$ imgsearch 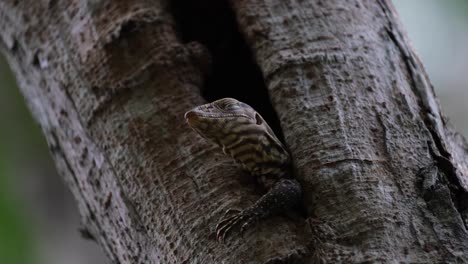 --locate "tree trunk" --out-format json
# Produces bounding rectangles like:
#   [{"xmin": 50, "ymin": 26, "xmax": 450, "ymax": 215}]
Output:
[{"xmin": 1, "ymin": 0, "xmax": 467, "ymax": 263}]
